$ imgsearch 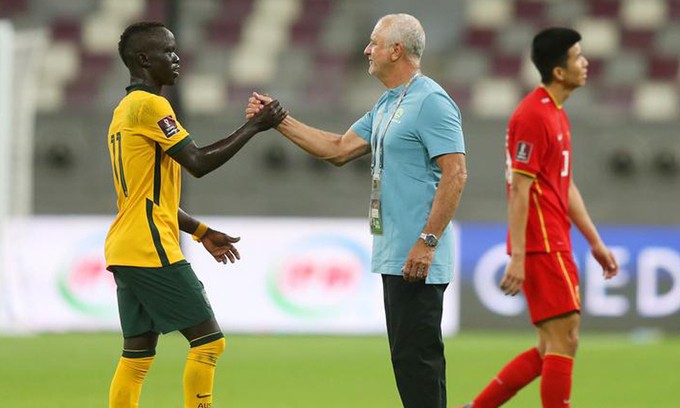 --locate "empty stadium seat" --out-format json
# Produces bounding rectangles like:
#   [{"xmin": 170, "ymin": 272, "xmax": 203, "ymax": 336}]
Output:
[
  {"xmin": 621, "ymin": 0, "xmax": 667, "ymax": 29},
  {"xmin": 0, "ymin": 0, "xmax": 28, "ymax": 18},
  {"xmin": 589, "ymin": 0, "xmax": 621, "ymax": 18},
  {"xmin": 3, "ymin": 0, "xmax": 679, "ymax": 121},
  {"xmin": 205, "ymin": 0, "xmax": 254, "ymax": 46}
]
